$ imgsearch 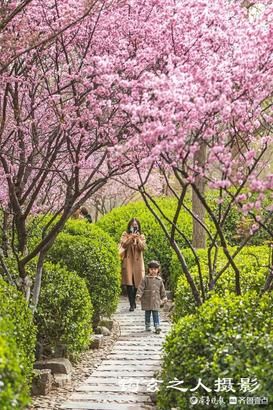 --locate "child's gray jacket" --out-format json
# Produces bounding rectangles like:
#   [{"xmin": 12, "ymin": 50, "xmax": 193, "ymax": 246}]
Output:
[{"xmin": 136, "ymin": 275, "xmax": 166, "ymax": 311}]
